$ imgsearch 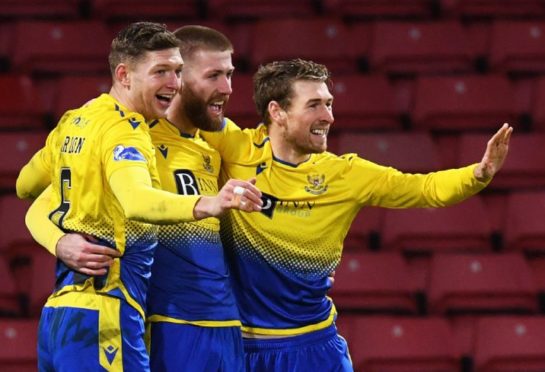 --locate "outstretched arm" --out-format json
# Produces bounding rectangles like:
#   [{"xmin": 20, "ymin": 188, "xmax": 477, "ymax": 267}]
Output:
[{"xmin": 473, "ymin": 123, "xmax": 513, "ymax": 182}]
